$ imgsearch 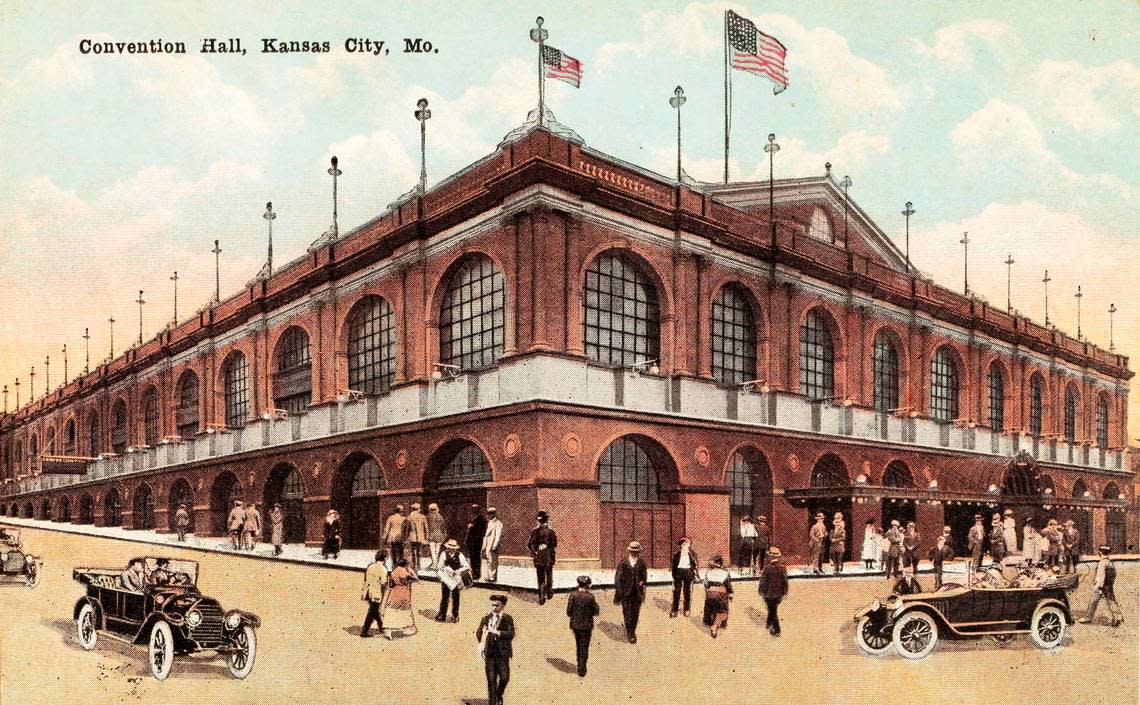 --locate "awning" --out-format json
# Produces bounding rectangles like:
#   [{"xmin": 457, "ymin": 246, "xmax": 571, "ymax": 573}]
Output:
[
  {"xmin": 782, "ymin": 484, "xmax": 1128, "ymax": 510},
  {"xmin": 38, "ymin": 455, "xmax": 92, "ymax": 475}
]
